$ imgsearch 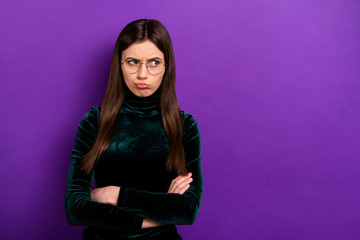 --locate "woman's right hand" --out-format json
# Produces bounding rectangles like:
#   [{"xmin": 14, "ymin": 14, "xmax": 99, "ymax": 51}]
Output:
[
  {"xmin": 141, "ymin": 172, "xmax": 193, "ymax": 229},
  {"xmin": 167, "ymin": 172, "xmax": 193, "ymax": 194}
]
